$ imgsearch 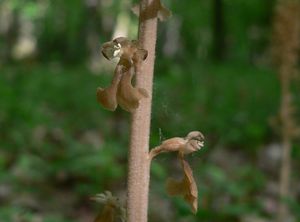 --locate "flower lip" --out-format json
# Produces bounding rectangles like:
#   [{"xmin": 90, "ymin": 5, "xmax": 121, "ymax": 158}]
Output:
[
  {"xmin": 101, "ymin": 40, "xmax": 123, "ymax": 60},
  {"xmin": 186, "ymin": 131, "xmax": 205, "ymax": 140},
  {"xmin": 196, "ymin": 140, "xmax": 204, "ymax": 149},
  {"xmin": 101, "ymin": 50, "xmax": 110, "ymax": 60},
  {"xmin": 185, "ymin": 131, "xmax": 205, "ymax": 151},
  {"xmin": 189, "ymin": 138, "xmax": 204, "ymax": 151}
]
